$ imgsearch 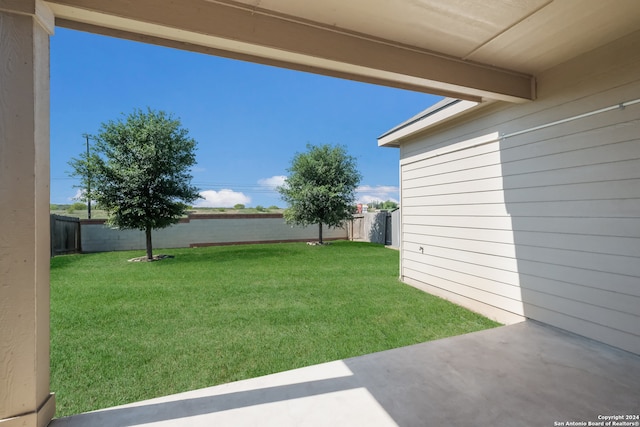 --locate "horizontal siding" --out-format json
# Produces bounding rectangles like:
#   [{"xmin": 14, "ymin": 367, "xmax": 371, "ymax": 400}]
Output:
[
  {"xmin": 521, "ymin": 288, "xmax": 639, "ymax": 335},
  {"xmin": 521, "ymin": 305, "xmax": 640, "ymax": 355},
  {"xmin": 399, "ymin": 31, "xmax": 640, "ymax": 354},
  {"xmin": 402, "ymin": 104, "xmax": 640, "ymax": 171},
  {"xmin": 403, "ymin": 258, "xmax": 522, "ymax": 302},
  {"xmin": 400, "ymin": 45, "xmax": 640, "ymax": 162},
  {"xmin": 405, "ymin": 181, "xmax": 640, "ymax": 208},
  {"xmin": 520, "ymin": 275, "xmax": 640, "ymax": 317},
  {"xmin": 407, "ymin": 249, "xmax": 640, "ymax": 316},
  {"xmin": 403, "ymin": 224, "xmax": 640, "ymax": 257},
  {"xmin": 516, "ymin": 259, "xmax": 640, "ymax": 298},
  {"xmin": 403, "ymin": 215, "xmax": 640, "ymax": 238},
  {"xmin": 404, "ymin": 159, "xmax": 640, "ymax": 195},
  {"xmin": 404, "ymin": 240, "xmax": 640, "ymax": 299},
  {"xmin": 404, "ymin": 249, "xmax": 520, "ymax": 285},
  {"xmin": 402, "ymin": 276, "xmax": 525, "ymax": 325},
  {"xmin": 402, "ymin": 266, "xmax": 525, "ymax": 317},
  {"xmin": 405, "ymin": 233, "xmax": 640, "ymax": 289},
  {"xmin": 403, "ymin": 240, "xmax": 517, "ymax": 272},
  {"xmin": 403, "ymin": 200, "xmax": 640, "ymax": 217},
  {"xmin": 403, "ymin": 132, "xmax": 639, "ymax": 186}
]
